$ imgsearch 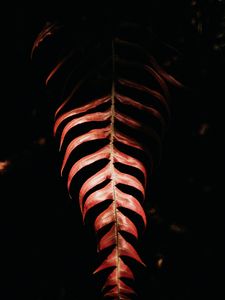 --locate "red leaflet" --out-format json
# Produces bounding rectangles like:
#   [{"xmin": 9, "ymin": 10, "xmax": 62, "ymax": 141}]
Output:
[
  {"xmin": 79, "ymin": 163, "xmax": 112, "ymax": 199},
  {"xmin": 94, "ymin": 234, "xmax": 145, "ymax": 273},
  {"xmin": 67, "ymin": 145, "xmax": 111, "ymax": 191},
  {"xmin": 31, "ymin": 22, "xmax": 61, "ymax": 59},
  {"xmin": 61, "ymin": 126, "xmax": 110, "ymax": 174},
  {"xmin": 116, "ymin": 93, "xmax": 166, "ymax": 130},
  {"xmin": 82, "ymin": 181, "xmax": 113, "ymax": 217},
  {"xmin": 115, "ymin": 189, "xmax": 147, "ymax": 227},
  {"xmin": 115, "ymin": 110, "xmax": 162, "ymax": 147},
  {"xmin": 118, "ymin": 78, "xmax": 171, "ymax": 117},
  {"xmin": 93, "ymin": 201, "xmax": 145, "ymax": 236},
  {"xmin": 59, "ymin": 110, "xmax": 111, "ymax": 149},
  {"xmin": 54, "ymin": 96, "xmax": 110, "ymax": 133},
  {"xmin": 114, "ymin": 131, "xmax": 144, "ymax": 151}
]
